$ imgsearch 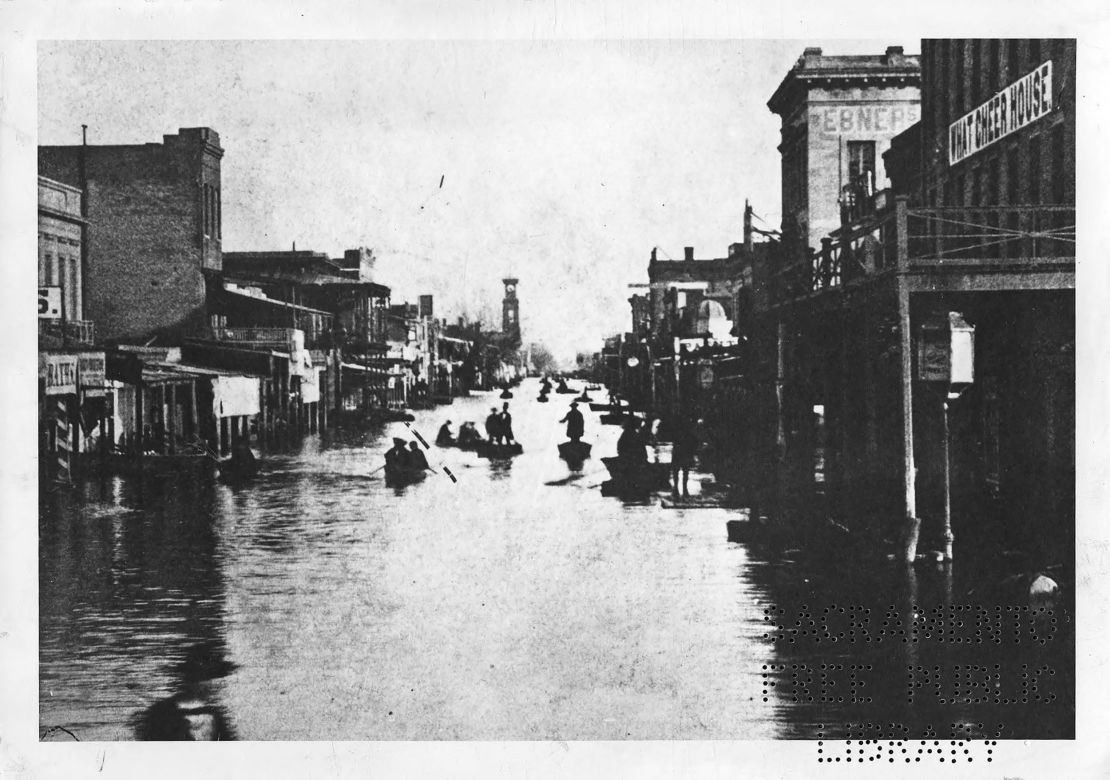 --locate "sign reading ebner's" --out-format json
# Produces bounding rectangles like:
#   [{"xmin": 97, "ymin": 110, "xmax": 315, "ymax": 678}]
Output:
[{"xmin": 949, "ymin": 61, "xmax": 1053, "ymax": 166}]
